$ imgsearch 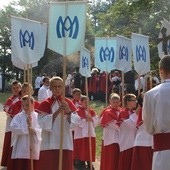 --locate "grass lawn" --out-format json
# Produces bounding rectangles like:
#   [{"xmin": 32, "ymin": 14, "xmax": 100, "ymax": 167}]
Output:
[
  {"xmin": 0, "ymin": 92, "xmax": 11, "ymax": 105},
  {"xmin": 0, "ymin": 92, "xmax": 105, "ymax": 158}
]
